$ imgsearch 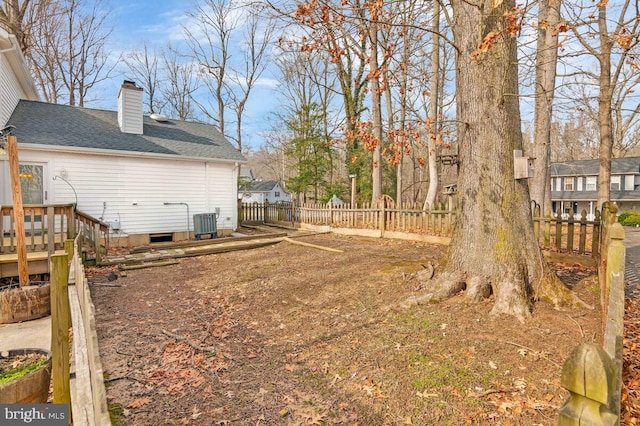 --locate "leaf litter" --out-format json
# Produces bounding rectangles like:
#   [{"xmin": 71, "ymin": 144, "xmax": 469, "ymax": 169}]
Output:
[{"xmin": 90, "ymin": 232, "xmax": 608, "ymax": 425}]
